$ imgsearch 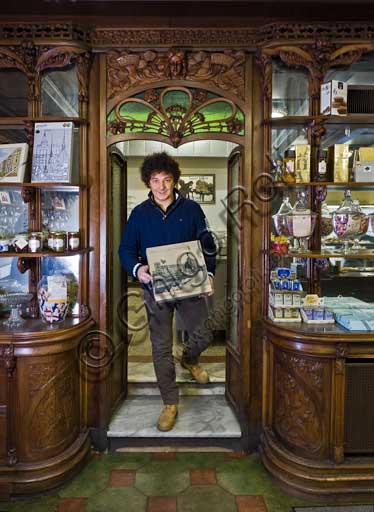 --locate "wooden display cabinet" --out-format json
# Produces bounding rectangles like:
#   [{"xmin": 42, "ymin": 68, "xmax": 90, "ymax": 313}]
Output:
[
  {"xmin": 259, "ymin": 46, "xmax": 374, "ymax": 502},
  {"xmin": 0, "ymin": 43, "xmax": 94, "ymax": 498}
]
